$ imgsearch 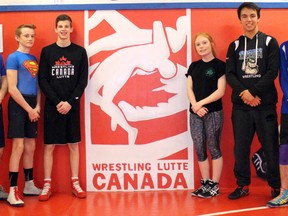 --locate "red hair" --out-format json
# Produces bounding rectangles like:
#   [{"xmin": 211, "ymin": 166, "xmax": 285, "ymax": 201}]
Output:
[{"xmin": 193, "ymin": 32, "xmax": 217, "ymax": 57}]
